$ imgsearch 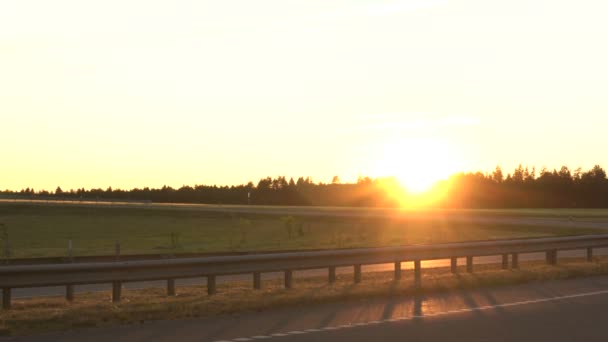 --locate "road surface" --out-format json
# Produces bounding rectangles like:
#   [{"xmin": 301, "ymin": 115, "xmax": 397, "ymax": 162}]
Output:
[
  {"xmin": 4, "ymin": 199, "xmax": 608, "ymax": 229},
  {"xmin": 7, "ymin": 274, "xmax": 608, "ymax": 341}
]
